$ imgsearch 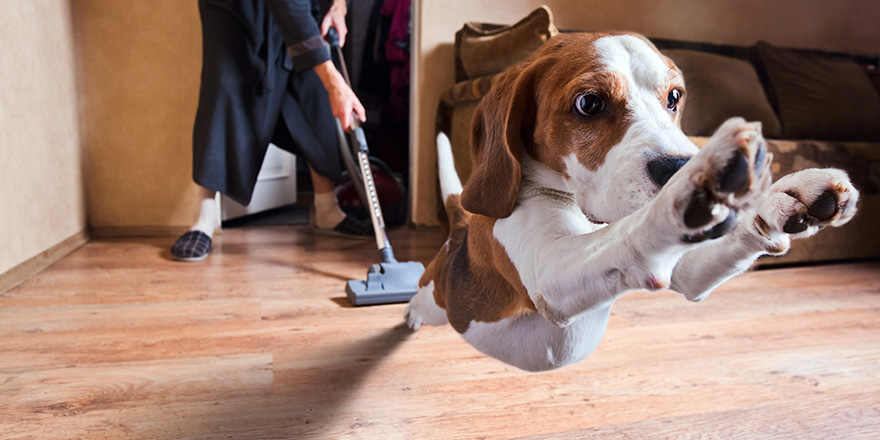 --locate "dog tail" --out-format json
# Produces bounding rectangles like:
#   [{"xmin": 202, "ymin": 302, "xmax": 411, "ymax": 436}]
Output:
[
  {"xmin": 436, "ymin": 132, "xmax": 467, "ymax": 228},
  {"xmin": 437, "ymin": 132, "xmax": 463, "ymax": 201}
]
